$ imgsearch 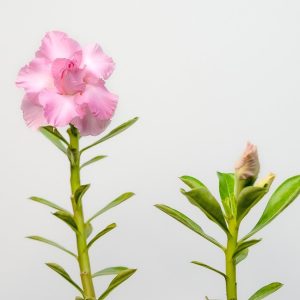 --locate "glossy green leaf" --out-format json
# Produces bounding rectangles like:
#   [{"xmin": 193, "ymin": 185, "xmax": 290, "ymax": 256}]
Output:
[
  {"xmin": 217, "ymin": 172, "xmax": 235, "ymax": 218},
  {"xmin": 217, "ymin": 172, "xmax": 235, "ymax": 202},
  {"xmin": 81, "ymin": 117, "xmax": 138, "ymax": 153},
  {"xmin": 243, "ymin": 175, "xmax": 300, "ymax": 240},
  {"xmin": 182, "ymin": 188, "xmax": 228, "ymax": 233},
  {"xmin": 191, "ymin": 261, "xmax": 226, "ymax": 279},
  {"xmin": 155, "ymin": 204, "xmax": 224, "ymax": 250},
  {"xmin": 27, "ymin": 235, "xmax": 77, "ymax": 258},
  {"xmin": 53, "ymin": 211, "xmax": 78, "ymax": 233},
  {"xmin": 80, "ymin": 155, "xmax": 107, "ymax": 169},
  {"xmin": 88, "ymin": 192, "xmax": 135, "ymax": 223},
  {"xmin": 180, "ymin": 175, "xmax": 206, "ymax": 189},
  {"xmin": 234, "ymin": 239, "xmax": 261, "ymax": 259},
  {"xmin": 93, "ymin": 266, "xmax": 129, "ymax": 278},
  {"xmin": 234, "ymin": 248, "xmax": 249, "ymax": 265},
  {"xmin": 29, "ymin": 196, "xmax": 69, "ymax": 214},
  {"xmin": 40, "ymin": 127, "xmax": 68, "ymax": 154},
  {"xmin": 237, "ymin": 186, "xmax": 267, "ymax": 223},
  {"xmin": 46, "ymin": 262, "xmax": 83, "ymax": 295},
  {"xmin": 75, "ymin": 297, "xmax": 83, "ymax": 300},
  {"xmin": 74, "ymin": 184, "xmax": 90, "ymax": 206},
  {"xmin": 98, "ymin": 268, "xmax": 136, "ymax": 300},
  {"xmin": 248, "ymin": 282, "xmax": 283, "ymax": 300},
  {"xmin": 87, "ymin": 223, "xmax": 116, "ymax": 249}
]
